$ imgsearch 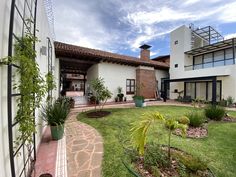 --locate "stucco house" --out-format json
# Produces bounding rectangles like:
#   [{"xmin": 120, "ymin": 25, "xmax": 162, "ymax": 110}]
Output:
[
  {"xmin": 168, "ymin": 25, "xmax": 236, "ymax": 104},
  {"xmin": 54, "ymin": 42, "xmax": 169, "ymax": 102}
]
